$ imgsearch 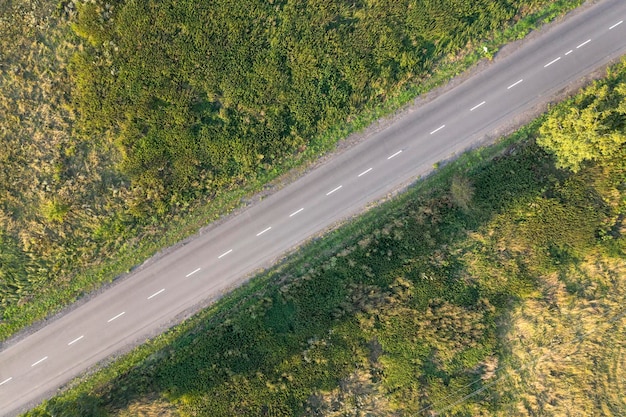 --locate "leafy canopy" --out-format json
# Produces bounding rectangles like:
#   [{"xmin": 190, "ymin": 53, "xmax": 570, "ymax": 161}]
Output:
[{"xmin": 538, "ymin": 71, "xmax": 626, "ymax": 172}]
